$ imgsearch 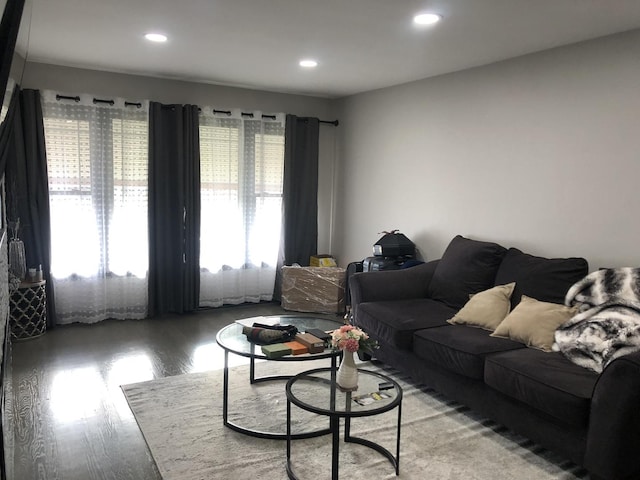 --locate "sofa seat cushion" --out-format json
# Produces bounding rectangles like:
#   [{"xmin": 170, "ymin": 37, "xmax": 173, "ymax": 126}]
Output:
[
  {"xmin": 485, "ymin": 349, "xmax": 598, "ymax": 428},
  {"xmin": 356, "ymin": 299, "xmax": 455, "ymax": 350},
  {"xmin": 413, "ymin": 325, "xmax": 525, "ymax": 380}
]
